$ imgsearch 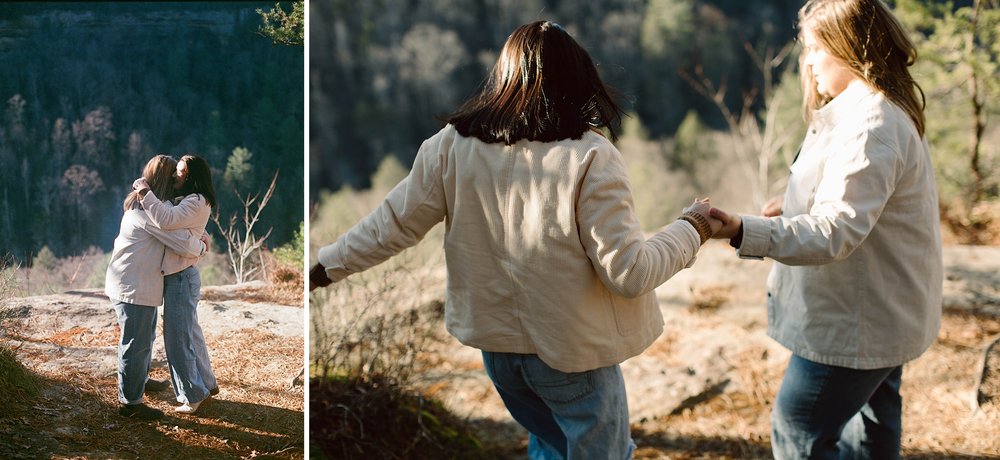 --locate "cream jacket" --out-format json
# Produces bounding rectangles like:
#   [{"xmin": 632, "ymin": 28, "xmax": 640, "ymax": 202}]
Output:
[
  {"xmin": 319, "ymin": 125, "xmax": 702, "ymax": 372},
  {"xmin": 105, "ymin": 209, "xmax": 204, "ymax": 307},
  {"xmin": 737, "ymin": 81, "xmax": 942, "ymax": 369},
  {"xmin": 140, "ymin": 191, "xmax": 211, "ymax": 275}
]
